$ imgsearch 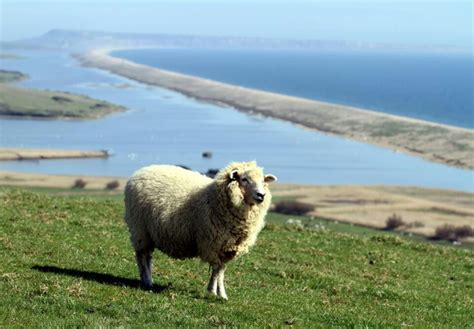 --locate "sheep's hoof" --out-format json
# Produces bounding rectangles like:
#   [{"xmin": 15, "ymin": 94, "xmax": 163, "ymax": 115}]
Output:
[
  {"xmin": 219, "ymin": 294, "xmax": 228, "ymax": 301},
  {"xmin": 207, "ymin": 290, "xmax": 228, "ymax": 300},
  {"xmin": 140, "ymin": 283, "xmax": 153, "ymax": 291}
]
